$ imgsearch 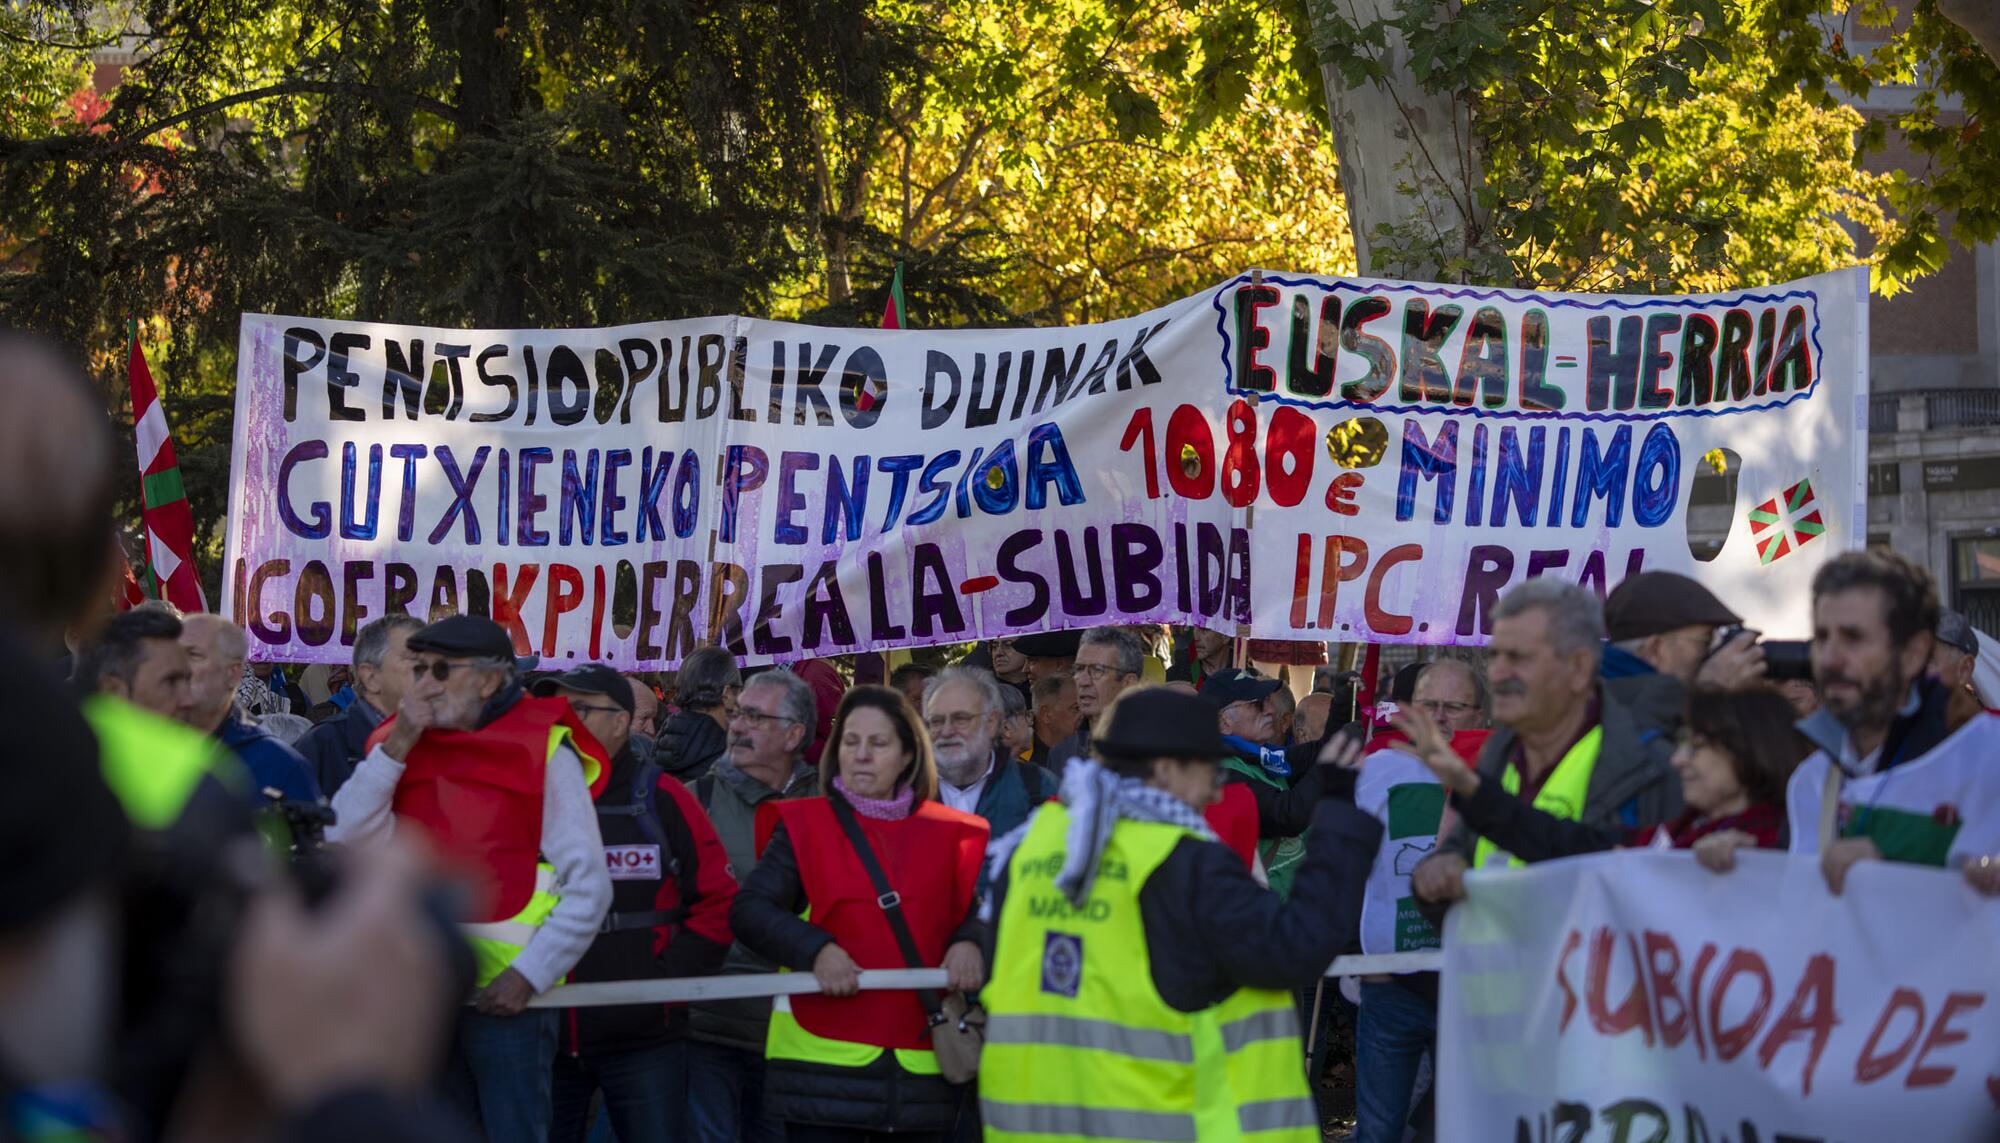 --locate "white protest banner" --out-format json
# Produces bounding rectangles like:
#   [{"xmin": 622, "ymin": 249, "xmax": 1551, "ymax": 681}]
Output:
[
  {"xmin": 1439, "ymin": 851, "xmax": 2000, "ymax": 1142},
  {"xmin": 223, "ymin": 268, "xmax": 1866, "ymax": 667}
]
